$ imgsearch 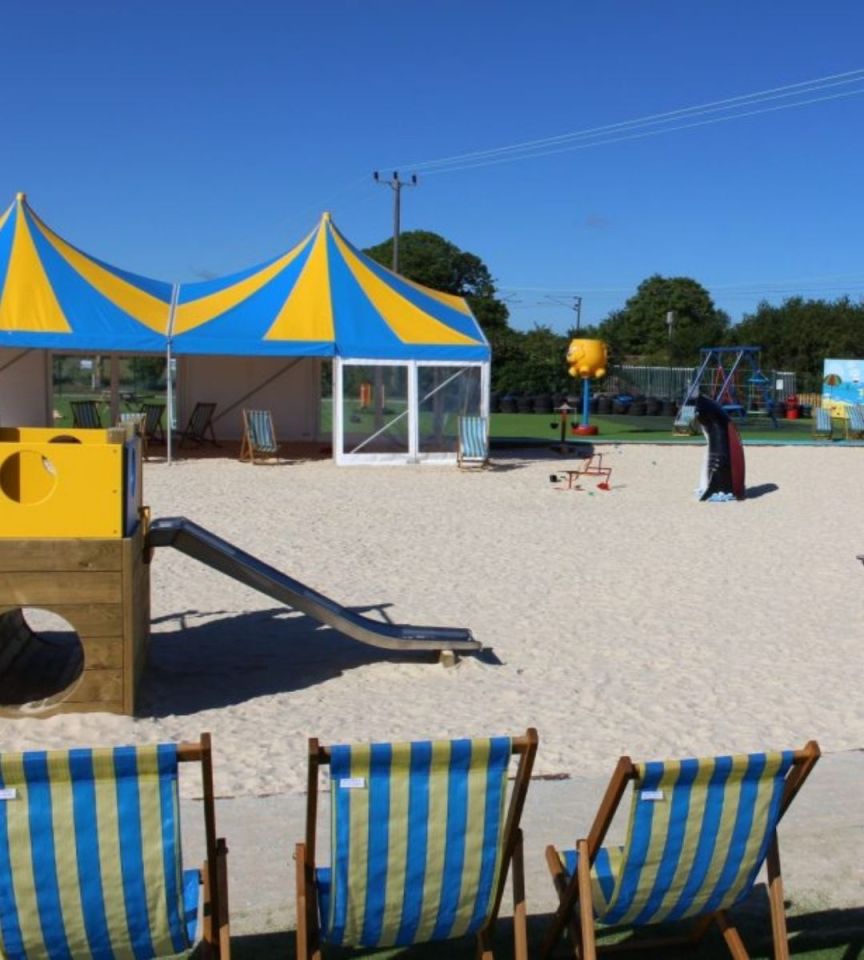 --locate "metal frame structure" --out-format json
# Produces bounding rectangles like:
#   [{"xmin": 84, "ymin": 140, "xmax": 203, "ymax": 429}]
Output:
[
  {"xmin": 681, "ymin": 346, "xmax": 769, "ymax": 415},
  {"xmin": 334, "ymin": 357, "xmax": 490, "ymax": 465}
]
